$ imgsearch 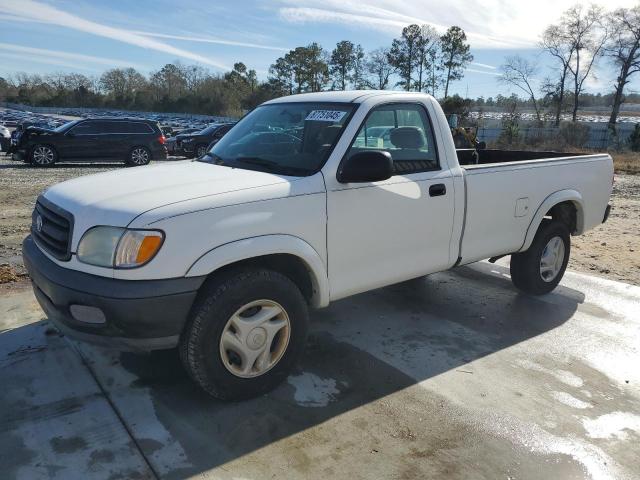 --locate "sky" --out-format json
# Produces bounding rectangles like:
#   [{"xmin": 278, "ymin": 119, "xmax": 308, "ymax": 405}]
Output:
[{"xmin": 0, "ymin": 0, "xmax": 638, "ymax": 99}]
